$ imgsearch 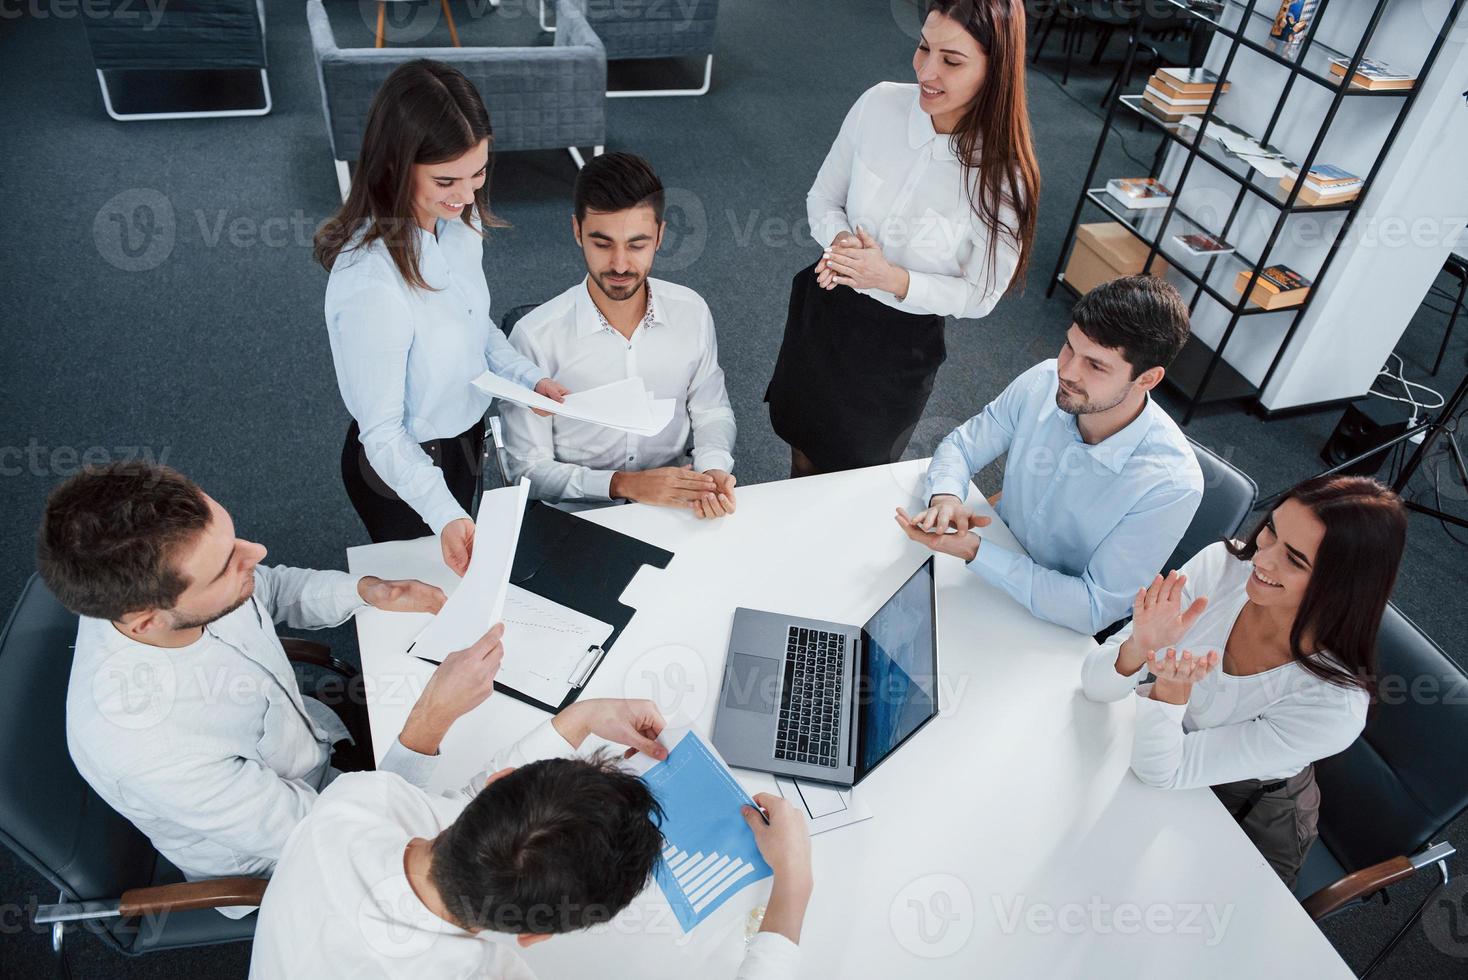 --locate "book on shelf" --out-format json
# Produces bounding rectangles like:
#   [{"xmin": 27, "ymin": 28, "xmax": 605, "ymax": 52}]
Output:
[
  {"xmin": 1327, "ymin": 56, "xmax": 1415, "ymax": 91},
  {"xmin": 1279, "ymin": 164, "xmax": 1363, "ymax": 205},
  {"xmin": 1155, "ymin": 67, "xmax": 1229, "ymax": 95},
  {"xmin": 1143, "ymin": 84, "xmax": 1213, "ymax": 107},
  {"xmin": 1105, "ymin": 177, "xmax": 1173, "ymax": 210},
  {"xmin": 1140, "ymin": 91, "xmax": 1202, "ymax": 122},
  {"xmin": 1172, "ymin": 232, "xmax": 1235, "ymax": 257},
  {"xmin": 1233, "ymin": 264, "xmax": 1312, "ymax": 310}
]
